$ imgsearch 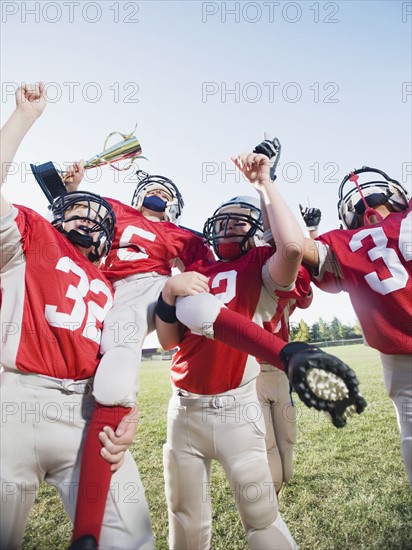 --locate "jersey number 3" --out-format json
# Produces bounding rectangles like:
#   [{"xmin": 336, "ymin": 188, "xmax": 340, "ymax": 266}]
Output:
[
  {"xmin": 44, "ymin": 257, "xmax": 113, "ymax": 342},
  {"xmin": 349, "ymin": 210, "xmax": 411, "ymax": 295}
]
